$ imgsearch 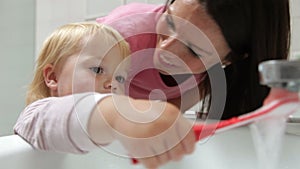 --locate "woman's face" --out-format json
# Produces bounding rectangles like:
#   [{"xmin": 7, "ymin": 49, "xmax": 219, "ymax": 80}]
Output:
[{"xmin": 154, "ymin": 0, "xmax": 230, "ymax": 75}]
